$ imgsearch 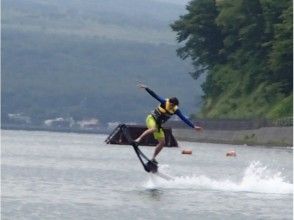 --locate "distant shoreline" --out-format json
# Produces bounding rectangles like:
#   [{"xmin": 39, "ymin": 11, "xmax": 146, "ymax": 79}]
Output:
[
  {"xmin": 2, "ymin": 124, "xmax": 293, "ymax": 147},
  {"xmin": 1, "ymin": 124, "xmax": 108, "ymax": 135}
]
